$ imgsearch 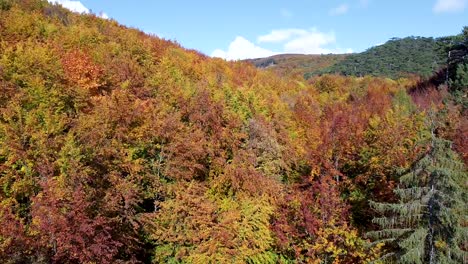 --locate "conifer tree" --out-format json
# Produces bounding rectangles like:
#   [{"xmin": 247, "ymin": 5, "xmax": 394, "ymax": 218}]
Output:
[{"xmin": 368, "ymin": 125, "xmax": 467, "ymax": 263}]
